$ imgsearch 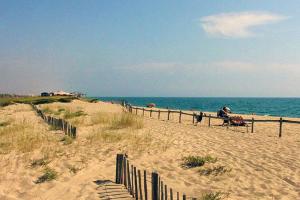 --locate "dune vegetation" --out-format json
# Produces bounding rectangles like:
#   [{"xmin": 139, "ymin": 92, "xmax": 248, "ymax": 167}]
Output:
[{"xmin": 0, "ymin": 96, "xmax": 76, "ymax": 107}]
